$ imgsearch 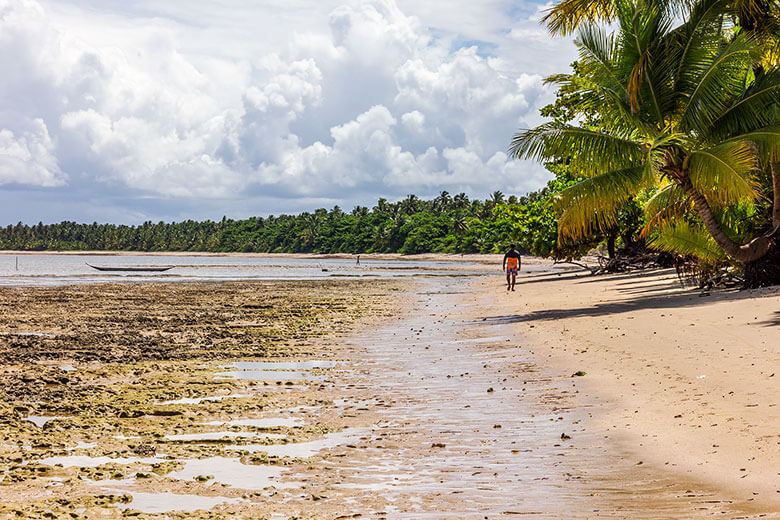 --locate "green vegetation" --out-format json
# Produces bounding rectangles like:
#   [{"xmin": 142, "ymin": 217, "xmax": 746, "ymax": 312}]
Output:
[
  {"xmin": 513, "ymin": 0, "xmax": 780, "ymax": 286},
  {"xmin": 0, "ymin": 193, "xmax": 529, "ymax": 254}
]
